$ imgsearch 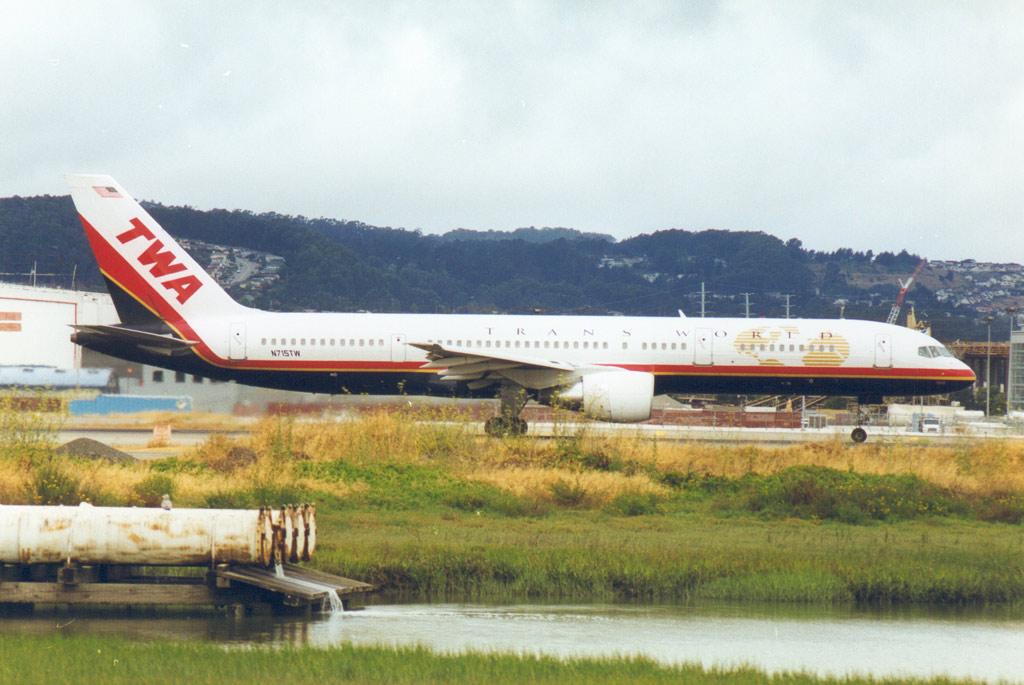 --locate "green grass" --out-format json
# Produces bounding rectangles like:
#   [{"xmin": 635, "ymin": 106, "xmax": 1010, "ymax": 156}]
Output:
[
  {"xmin": 0, "ymin": 633, "xmax": 994, "ymax": 685},
  {"xmin": 310, "ymin": 507, "xmax": 1024, "ymax": 603}
]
